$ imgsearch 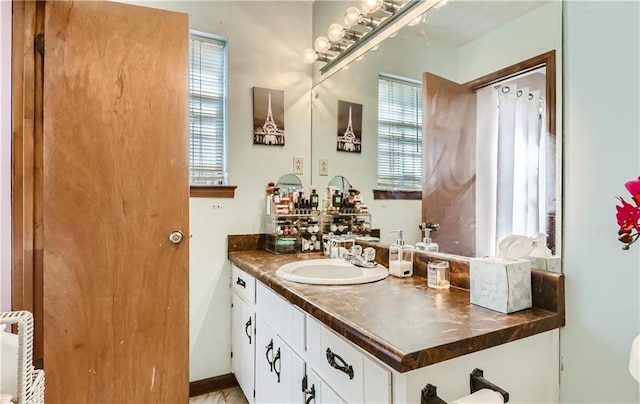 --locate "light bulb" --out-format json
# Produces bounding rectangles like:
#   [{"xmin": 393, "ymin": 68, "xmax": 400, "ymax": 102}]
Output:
[
  {"xmin": 314, "ymin": 36, "xmax": 330, "ymax": 53},
  {"xmin": 344, "ymin": 7, "xmax": 361, "ymax": 28},
  {"xmin": 302, "ymin": 49, "xmax": 317, "ymax": 64},
  {"xmin": 361, "ymin": 0, "xmax": 383, "ymax": 14},
  {"xmin": 327, "ymin": 23, "xmax": 344, "ymax": 42}
]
